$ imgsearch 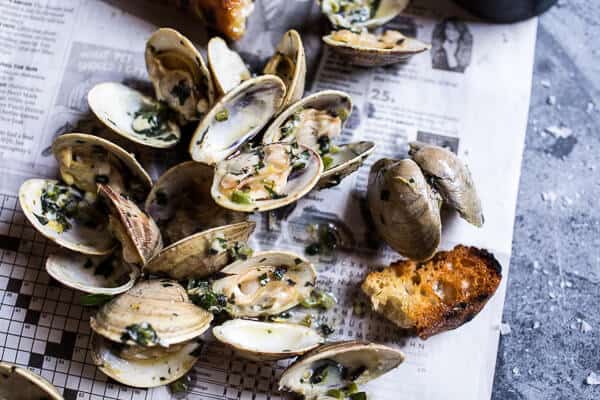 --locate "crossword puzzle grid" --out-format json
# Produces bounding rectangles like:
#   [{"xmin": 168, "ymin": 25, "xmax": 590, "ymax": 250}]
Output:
[{"xmin": 0, "ymin": 193, "xmax": 286, "ymax": 400}]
